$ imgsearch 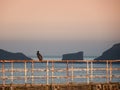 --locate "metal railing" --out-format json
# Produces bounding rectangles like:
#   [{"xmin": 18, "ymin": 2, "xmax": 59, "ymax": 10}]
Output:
[{"xmin": 0, "ymin": 60, "xmax": 120, "ymax": 85}]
